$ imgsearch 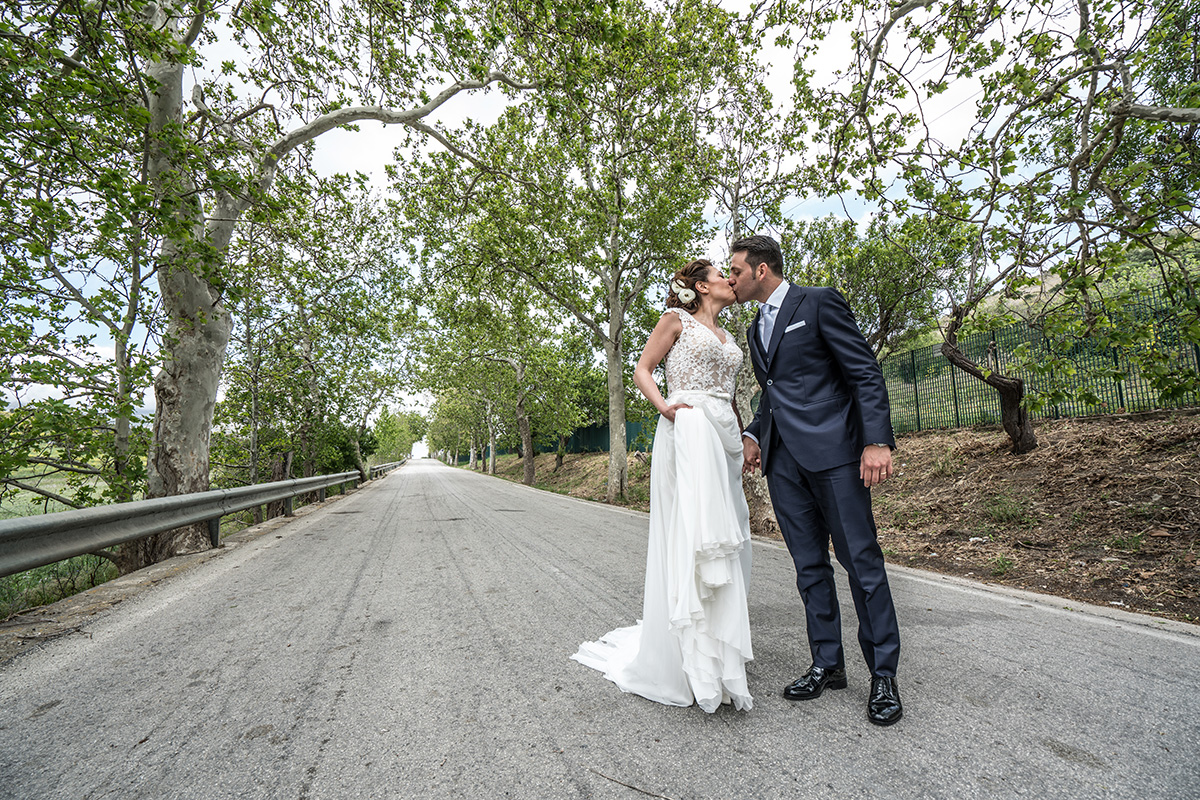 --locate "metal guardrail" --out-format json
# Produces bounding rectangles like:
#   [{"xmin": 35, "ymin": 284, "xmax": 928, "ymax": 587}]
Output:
[
  {"xmin": 368, "ymin": 460, "xmax": 406, "ymax": 479},
  {"xmin": 0, "ymin": 457, "xmax": 408, "ymax": 579}
]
